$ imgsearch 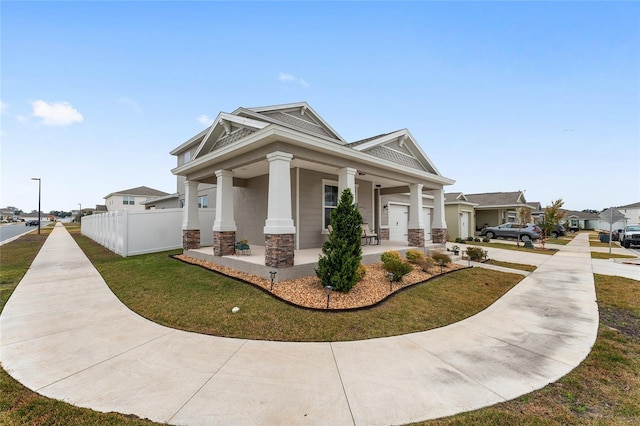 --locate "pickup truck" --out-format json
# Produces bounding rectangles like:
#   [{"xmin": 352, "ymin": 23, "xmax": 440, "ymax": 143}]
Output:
[{"xmin": 619, "ymin": 225, "xmax": 640, "ymax": 248}]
